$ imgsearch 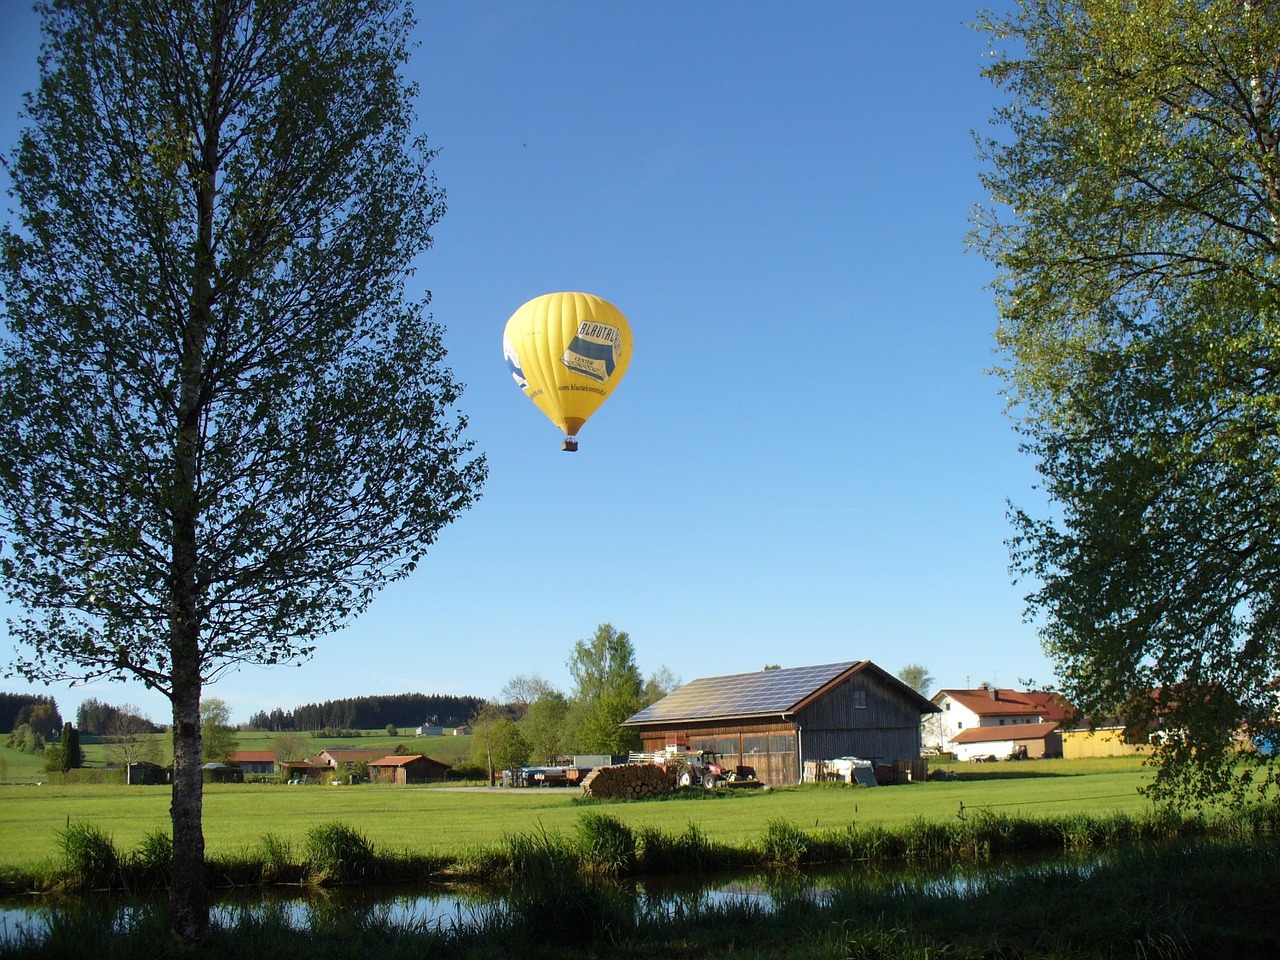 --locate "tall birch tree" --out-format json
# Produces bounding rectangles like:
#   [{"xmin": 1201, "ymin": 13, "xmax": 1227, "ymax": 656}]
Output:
[{"xmin": 0, "ymin": 0, "xmax": 485, "ymax": 939}]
